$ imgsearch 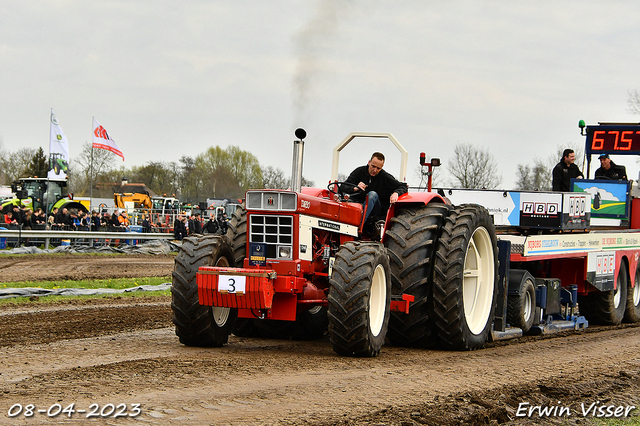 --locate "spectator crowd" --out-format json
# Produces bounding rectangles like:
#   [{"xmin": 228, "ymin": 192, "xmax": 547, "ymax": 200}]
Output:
[{"xmin": 1, "ymin": 204, "xmax": 232, "ymax": 248}]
